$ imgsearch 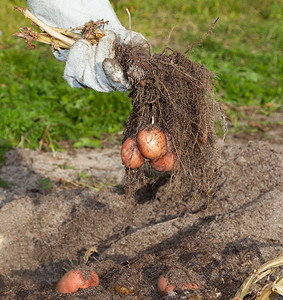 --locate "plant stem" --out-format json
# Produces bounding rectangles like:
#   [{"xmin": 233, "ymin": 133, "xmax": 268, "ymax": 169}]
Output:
[{"xmin": 14, "ymin": 6, "xmax": 74, "ymax": 47}]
